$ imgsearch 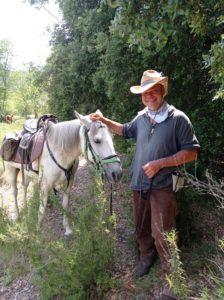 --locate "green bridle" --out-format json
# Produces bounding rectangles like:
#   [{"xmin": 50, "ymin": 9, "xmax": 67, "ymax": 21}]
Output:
[{"xmin": 81, "ymin": 125, "xmax": 121, "ymax": 169}]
